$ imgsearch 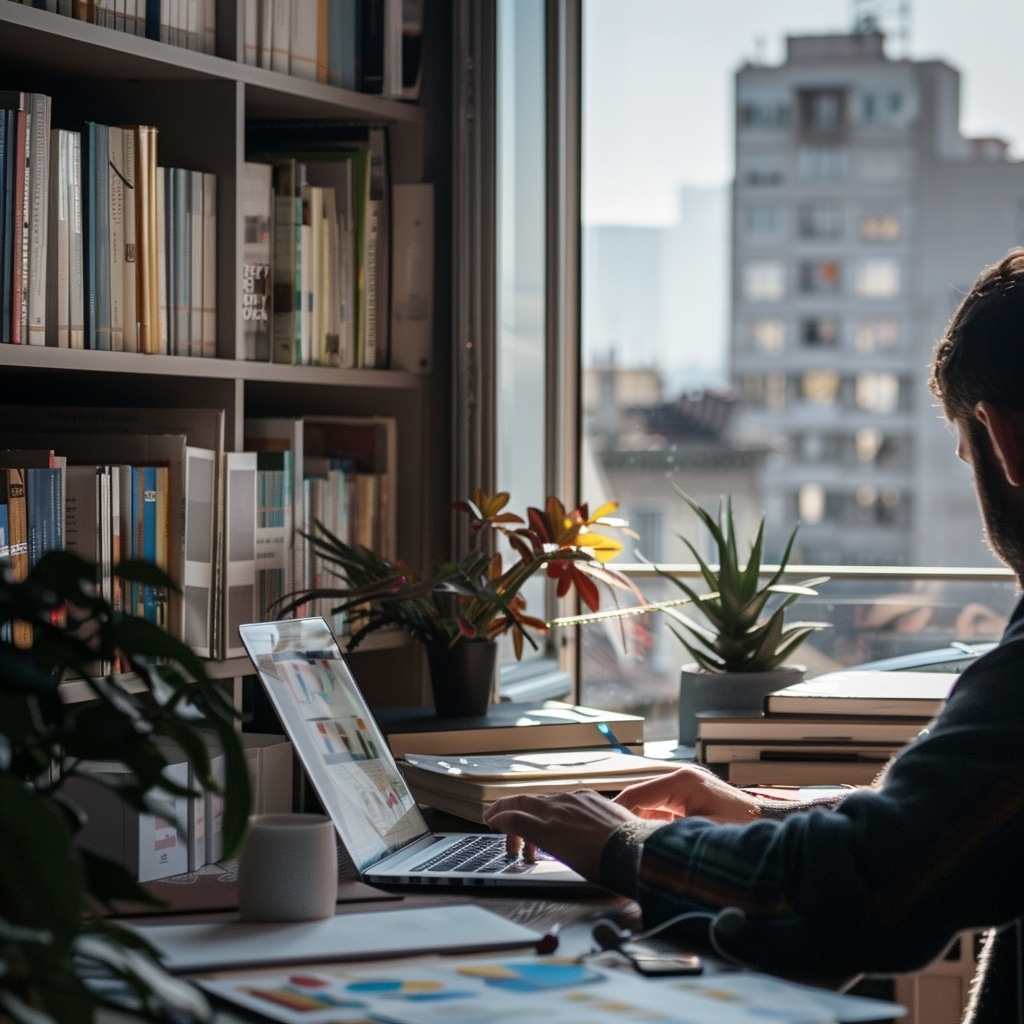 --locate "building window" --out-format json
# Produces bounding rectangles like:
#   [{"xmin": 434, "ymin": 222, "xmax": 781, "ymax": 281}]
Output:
[
  {"xmin": 747, "ymin": 318, "xmax": 785, "ymax": 353},
  {"xmin": 862, "ymin": 90, "xmax": 907, "ymax": 125},
  {"xmin": 854, "ymin": 258, "xmax": 900, "ymax": 298},
  {"xmin": 800, "ymin": 89, "xmax": 845, "ymax": 135},
  {"xmin": 631, "ymin": 510, "xmax": 664, "ymax": 563},
  {"xmin": 742, "ymin": 205, "xmax": 783, "ymax": 235},
  {"xmin": 738, "ymin": 101, "xmax": 791, "ymax": 128},
  {"xmin": 742, "ymin": 260, "xmax": 785, "ymax": 301},
  {"xmin": 742, "ymin": 372, "xmax": 786, "ymax": 410},
  {"xmin": 798, "ymin": 145, "xmax": 847, "ymax": 182},
  {"xmin": 800, "ymin": 369, "xmax": 840, "ymax": 404},
  {"xmin": 855, "ymin": 371, "xmax": 900, "ymax": 413},
  {"xmin": 859, "ymin": 149, "xmax": 906, "ymax": 180},
  {"xmin": 854, "ymin": 318, "xmax": 899, "ymax": 352},
  {"xmin": 799, "ymin": 482, "xmax": 825, "ymax": 525},
  {"xmin": 801, "ymin": 317, "xmax": 839, "ymax": 347},
  {"xmin": 860, "ymin": 213, "xmax": 901, "ymax": 241},
  {"xmin": 856, "ymin": 485, "xmax": 903, "ymax": 525},
  {"xmin": 799, "ymin": 260, "xmax": 841, "ymax": 294},
  {"xmin": 798, "ymin": 202, "xmax": 843, "ymax": 238},
  {"xmin": 855, "ymin": 427, "xmax": 884, "ymax": 463}
]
